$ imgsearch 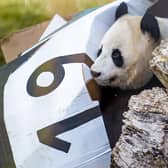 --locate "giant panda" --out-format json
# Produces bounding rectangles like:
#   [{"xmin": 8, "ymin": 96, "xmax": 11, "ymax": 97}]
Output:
[{"xmin": 91, "ymin": 2, "xmax": 168, "ymax": 90}]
